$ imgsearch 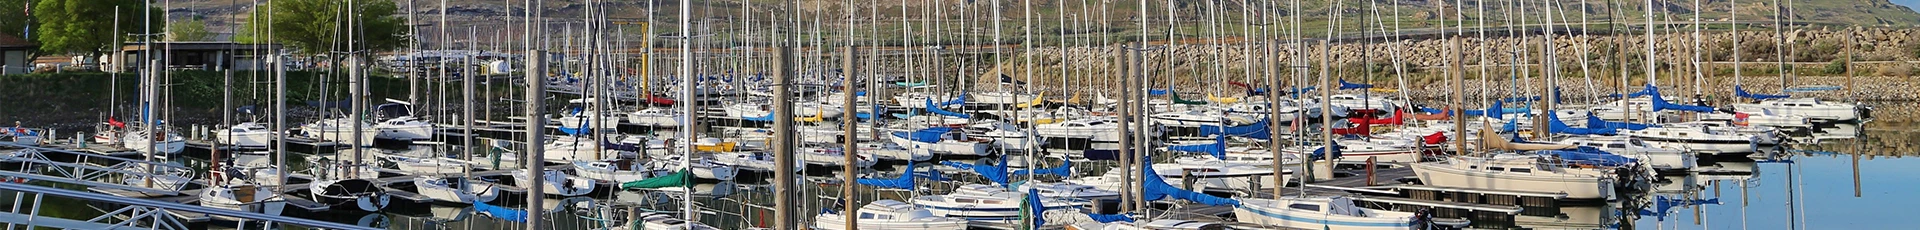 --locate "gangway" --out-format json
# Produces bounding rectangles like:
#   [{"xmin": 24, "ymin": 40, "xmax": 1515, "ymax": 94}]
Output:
[
  {"xmin": 0, "ymin": 181, "xmax": 377, "ymax": 230},
  {"xmin": 0, "ymin": 144, "xmax": 195, "ymax": 195}
]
